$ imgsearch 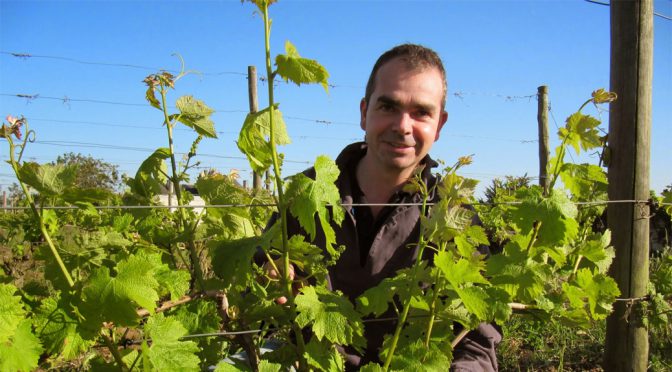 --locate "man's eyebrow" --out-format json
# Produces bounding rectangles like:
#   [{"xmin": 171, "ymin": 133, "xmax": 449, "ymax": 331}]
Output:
[
  {"xmin": 375, "ymin": 95, "xmax": 401, "ymax": 107},
  {"xmin": 376, "ymin": 95, "xmax": 437, "ymax": 113}
]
